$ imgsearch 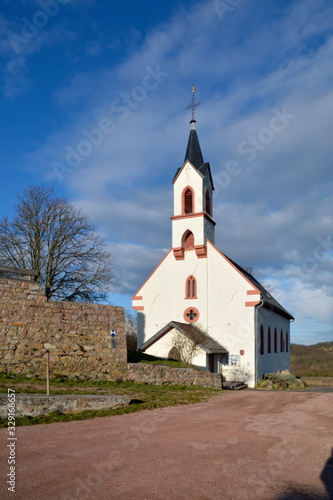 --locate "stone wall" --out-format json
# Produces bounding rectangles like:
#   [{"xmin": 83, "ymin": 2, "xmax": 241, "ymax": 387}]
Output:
[
  {"xmin": 124, "ymin": 363, "xmax": 222, "ymax": 389},
  {"xmin": 0, "ymin": 278, "xmax": 127, "ymax": 380},
  {"xmin": 0, "ymin": 394, "xmax": 130, "ymax": 418}
]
